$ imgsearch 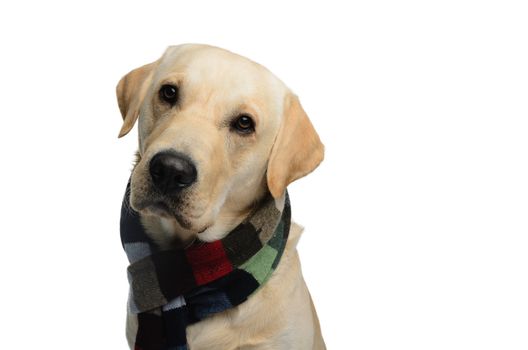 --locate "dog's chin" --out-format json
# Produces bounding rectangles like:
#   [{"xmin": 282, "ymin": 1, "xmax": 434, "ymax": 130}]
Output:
[
  {"xmin": 141, "ymin": 201, "xmax": 188, "ymax": 228},
  {"xmin": 139, "ymin": 201, "xmax": 211, "ymax": 234},
  {"xmin": 143, "ymin": 201, "xmax": 173, "ymax": 218}
]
